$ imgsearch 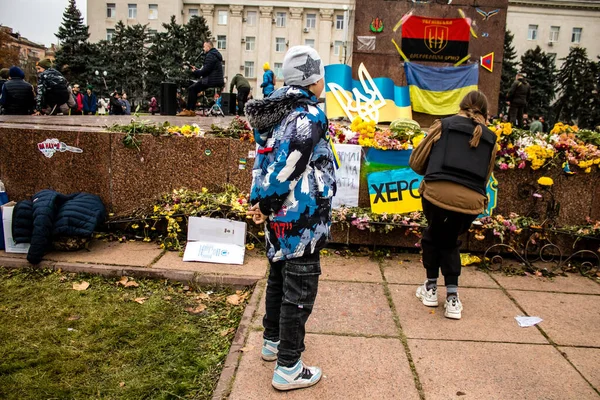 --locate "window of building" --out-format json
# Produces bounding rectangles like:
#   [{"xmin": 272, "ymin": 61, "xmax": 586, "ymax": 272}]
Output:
[
  {"xmin": 246, "ymin": 11, "xmax": 257, "ymax": 26},
  {"xmin": 245, "ymin": 36, "xmax": 255, "ymax": 51},
  {"xmin": 107, "ymin": 3, "xmax": 116, "ymax": 18},
  {"xmin": 274, "ymin": 62, "xmax": 284, "ymax": 80},
  {"xmin": 244, "ymin": 61, "xmax": 255, "ymax": 78},
  {"xmin": 305, "ymin": 39, "xmax": 315, "ymax": 48},
  {"xmin": 188, "ymin": 8, "xmax": 198, "ymax": 21},
  {"xmin": 128, "ymin": 4, "xmax": 137, "ymax": 19},
  {"xmin": 217, "ymin": 35, "xmax": 227, "ymax": 50},
  {"xmin": 336, "ymin": 15, "xmax": 344, "ymax": 30},
  {"xmin": 306, "ymin": 13, "xmax": 316, "ymax": 29},
  {"xmin": 218, "ymin": 10, "xmax": 228, "ymax": 25},
  {"xmin": 106, "ymin": 29, "xmax": 115, "ymax": 41},
  {"xmin": 572, "ymin": 27, "xmax": 582, "ymax": 43},
  {"xmin": 549, "ymin": 26, "xmax": 559, "ymax": 42},
  {"xmin": 276, "ymin": 12, "xmax": 286, "ymax": 27},
  {"xmin": 275, "ymin": 37, "xmax": 286, "ymax": 52},
  {"xmin": 334, "ymin": 40, "xmax": 344, "ymax": 56},
  {"xmin": 148, "ymin": 4, "xmax": 158, "ymax": 20},
  {"xmin": 527, "ymin": 24, "xmax": 538, "ymax": 40}
]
